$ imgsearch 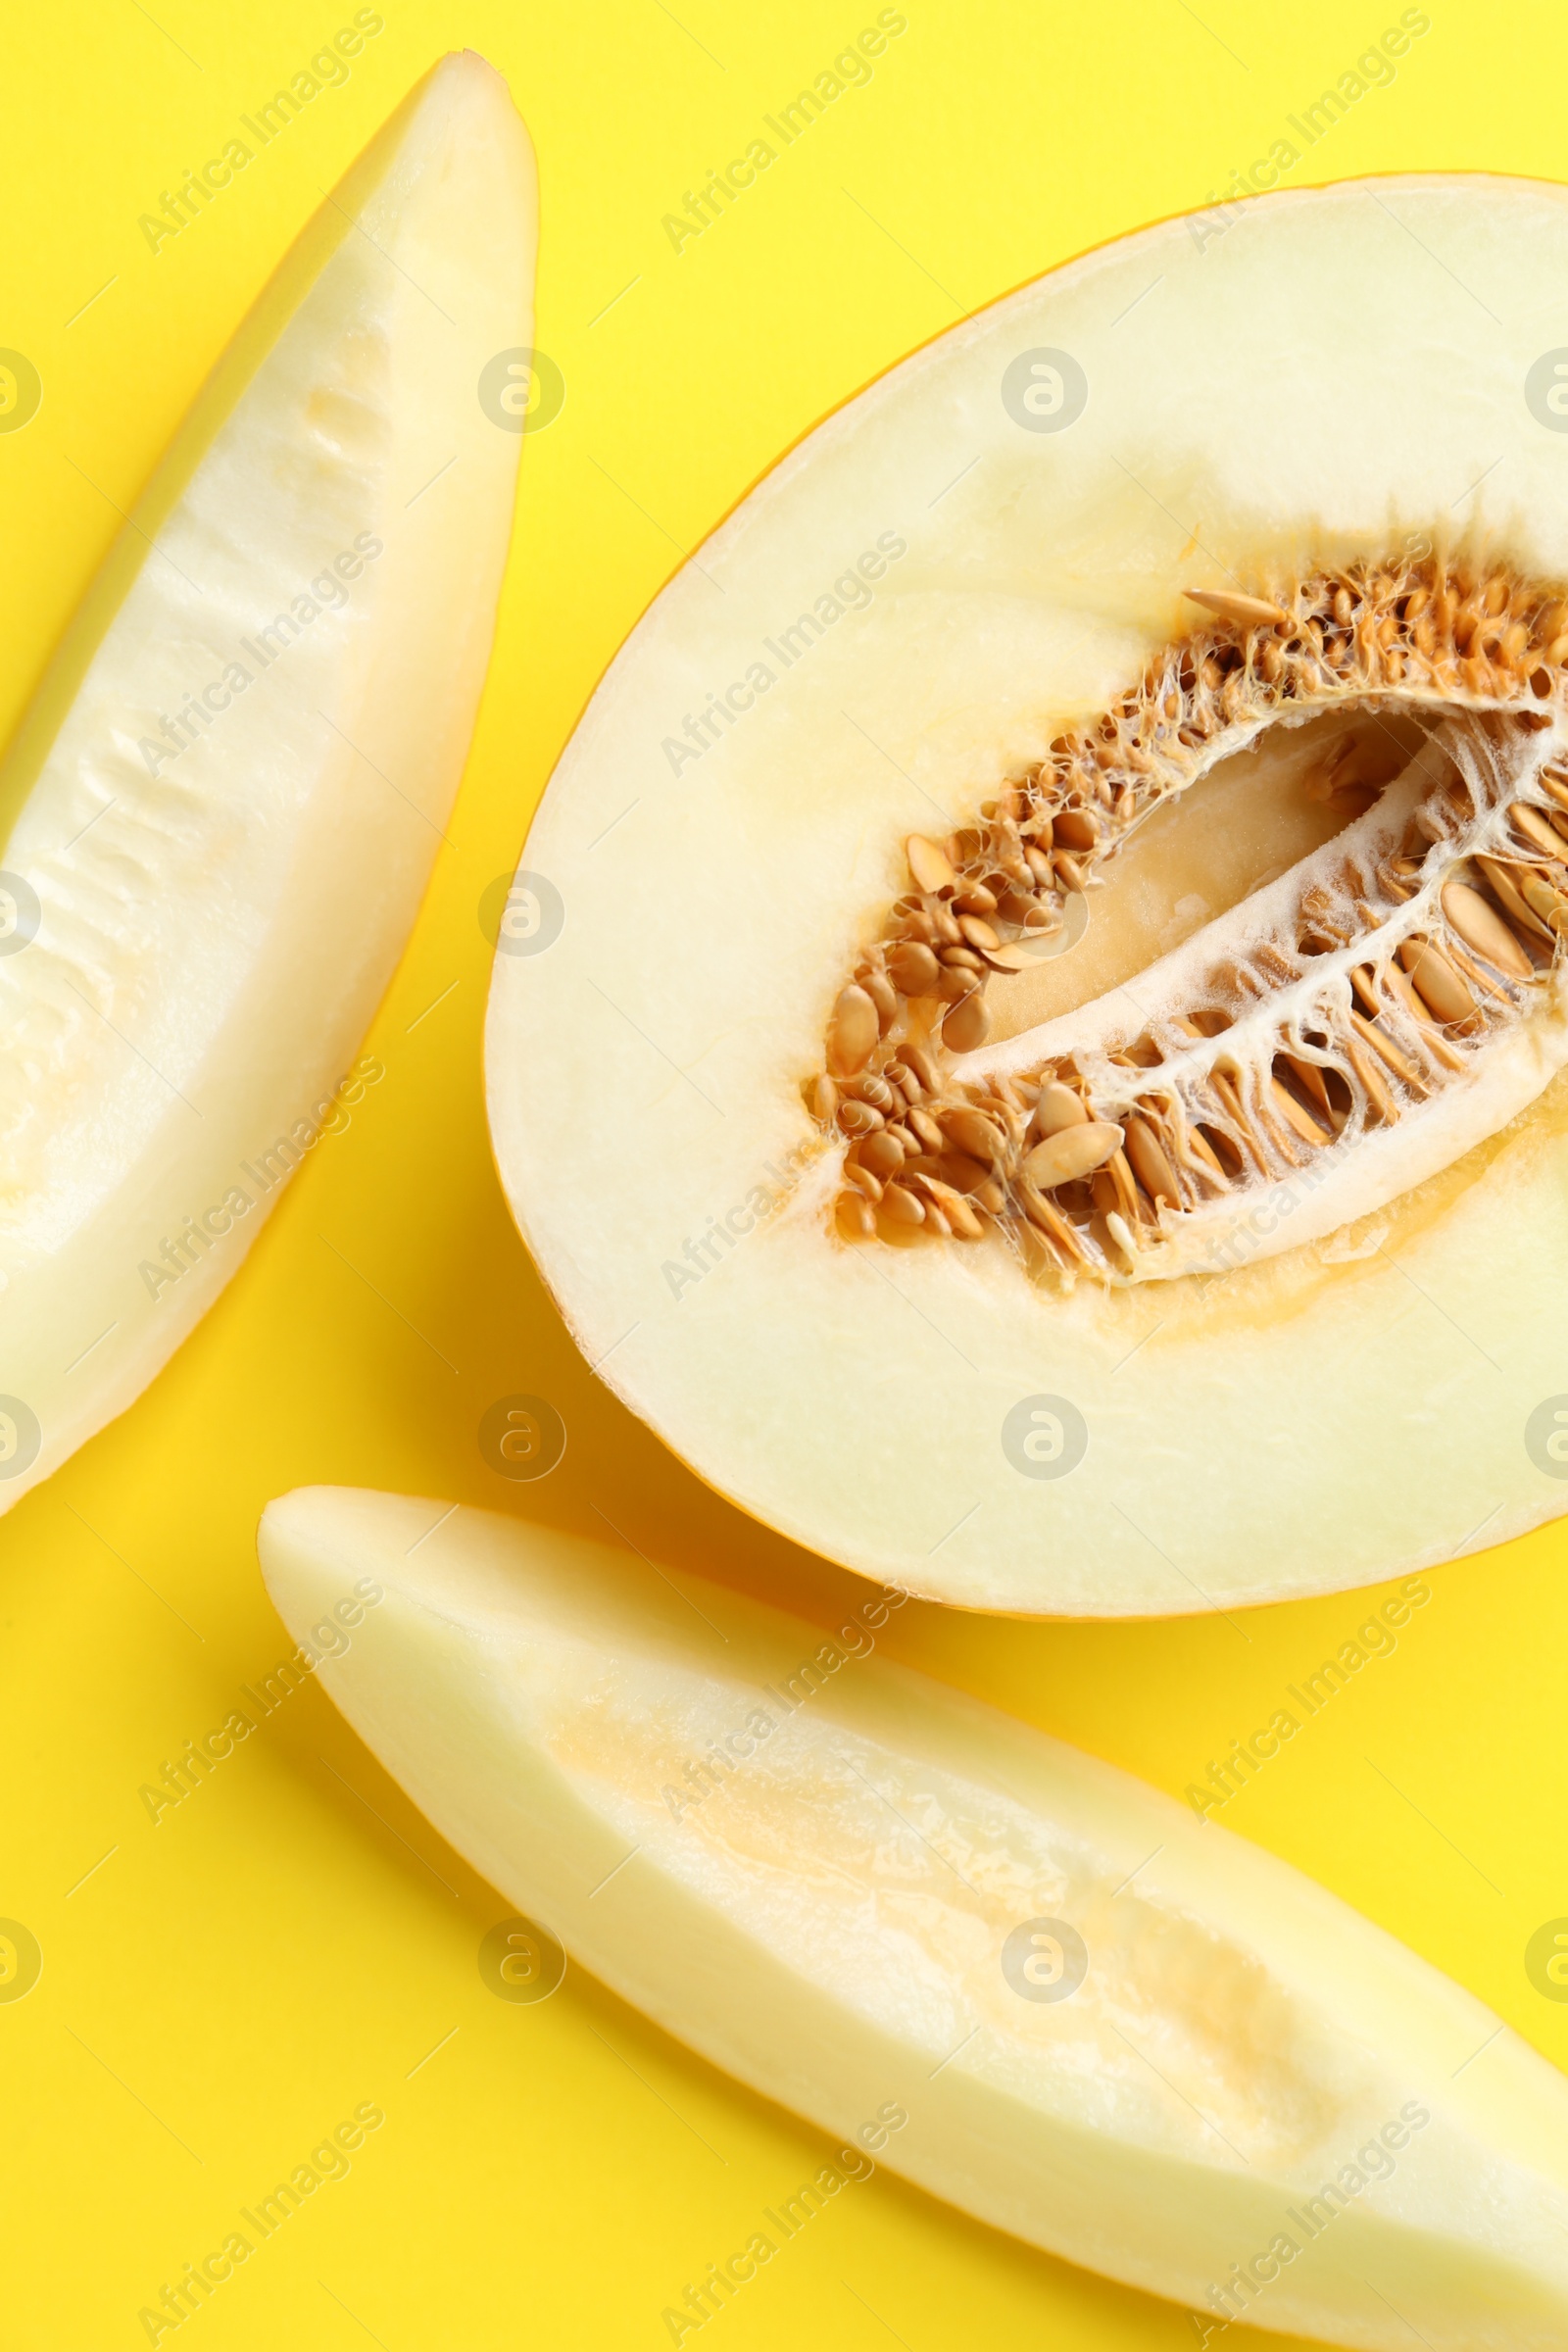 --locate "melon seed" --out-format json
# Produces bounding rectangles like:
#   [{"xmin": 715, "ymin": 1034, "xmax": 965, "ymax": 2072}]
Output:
[
  {"xmin": 881, "ymin": 1183, "xmax": 925, "ymax": 1227},
  {"xmin": 1509, "ymin": 803, "xmax": 1566, "ymax": 861},
  {"xmin": 835, "ymin": 1190, "xmax": 875, "ymax": 1242},
  {"xmin": 1269, "ymin": 1078, "xmax": 1332, "ymax": 1148},
  {"xmin": 1477, "ymin": 856, "xmax": 1553, "ymax": 943},
  {"xmin": 1105, "ymin": 1208, "xmax": 1140, "ymax": 1265},
  {"xmin": 1183, "ymin": 587, "xmax": 1292, "ymax": 628},
  {"xmin": 943, "ymin": 992, "xmax": 991, "ymax": 1054},
  {"xmin": 1348, "ymin": 1009, "xmax": 1422, "ymax": 1091},
  {"xmin": 1521, "ymin": 871, "xmax": 1568, "ymax": 933},
  {"xmin": 814, "ymin": 552, "xmax": 1568, "ymax": 1282},
  {"xmin": 1124, "ymin": 1117, "xmax": 1180, "ymax": 1207},
  {"xmin": 1053, "ymin": 808, "xmax": 1100, "ymax": 854},
  {"xmin": 981, "ymin": 941, "xmax": 1050, "ymax": 973},
  {"xmin": 1031, "ymin": 1081, "xmax": 1090, "ymax": 1140},
  {"xmin": 906, "ymin": 834, "xmax": 956, "ymax": 894},
  {"xmin": 1346, "ymin": 1036, "xmax": 1398, "ymax": 1124},
  {"xmin": 827, "ymin": 984, "xmax": 879, "ymax": 1076},
  {"xmin": 858, "ymin": 1130, "xmax": 906, "ymax": 1180},
  {"xmin": 913, "ymin": 1173, "xmax": 985, "ymax": 1239},
  {"xmin": 943, "ymin": 1108, "xmax": 1005, "ymax": 1163},
  {"xmin": 1399, "ymin": 939, "xmax": 1478, "ymax": 1027},
  {"xmin": 1023, "ymin": 1122, "xmax": 1125, "ymax": 1190},
  {"xmin": 1383, "ymin": 963, "xmax": 1468, "ymax": 1069},
  {"xmin": 888, "ymin": 941, "xmax": 940, "ymax": 995},
  {"xmin": 862, "ymin": 971, "xmax": 899, "ymax": 1033},
  {"xmin": 939, "ymin": 1152, "xmax": 993, "ymax": 1195}
]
